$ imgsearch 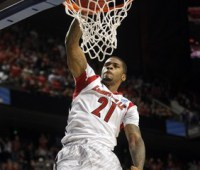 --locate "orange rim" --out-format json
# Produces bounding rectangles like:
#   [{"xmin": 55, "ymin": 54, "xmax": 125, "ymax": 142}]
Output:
[{"xmin": 63, "ymin": 0, "xmax": 133, "ymax": 13}]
